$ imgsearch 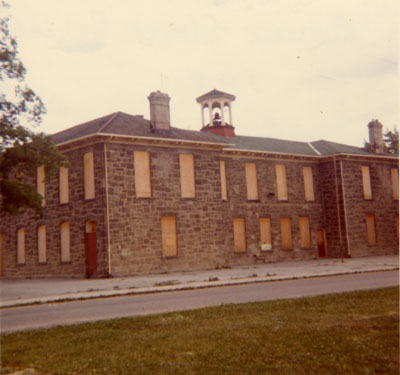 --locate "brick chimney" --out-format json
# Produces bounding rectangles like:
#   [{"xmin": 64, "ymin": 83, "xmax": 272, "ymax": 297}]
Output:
[
  {"xmin": 368, "ymin": 119, "xmax": 384, "ymax": 154},
  {"xmin": 148, "ymin": 91, "xmax": 171, "ymax": 130}
]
